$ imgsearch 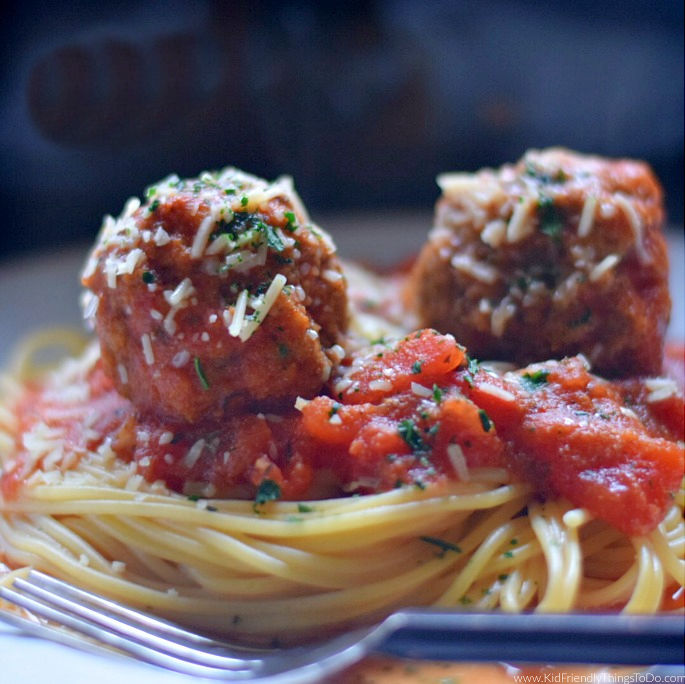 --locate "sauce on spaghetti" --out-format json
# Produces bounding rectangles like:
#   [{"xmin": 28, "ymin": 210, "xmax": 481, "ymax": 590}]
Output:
[{"xmin": 3, "ymin": 331, "xmax": 682, "ymax": 538}]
